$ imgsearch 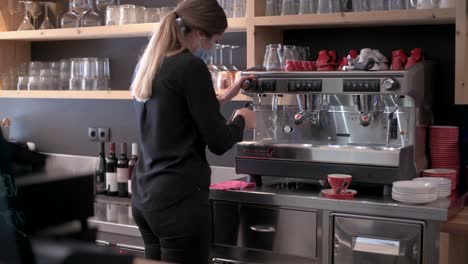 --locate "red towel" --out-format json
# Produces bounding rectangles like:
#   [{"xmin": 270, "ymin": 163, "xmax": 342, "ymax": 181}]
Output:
[{"xmin": 210, "ymin": 180, "xmax": 256, "ymax": 190}]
